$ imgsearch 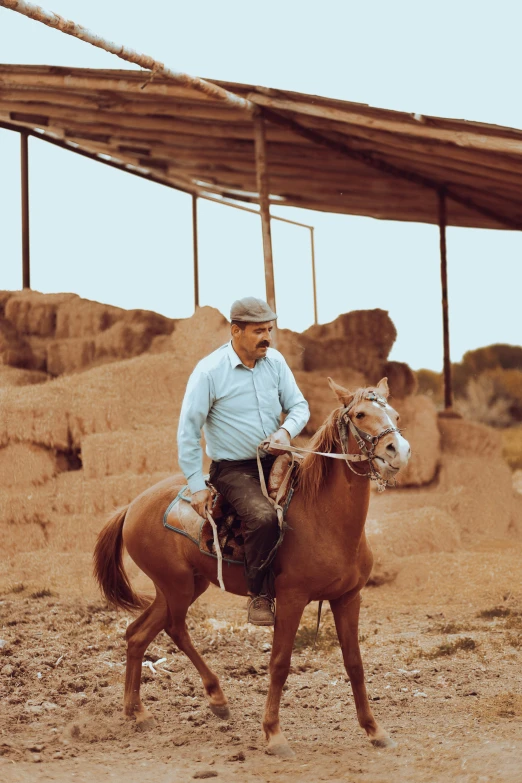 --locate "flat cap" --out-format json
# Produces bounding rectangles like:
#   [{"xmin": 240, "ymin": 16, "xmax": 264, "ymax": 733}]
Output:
[{"xmin": 230, "ymin": 296, "xmax": 277, "ymax": 323}]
